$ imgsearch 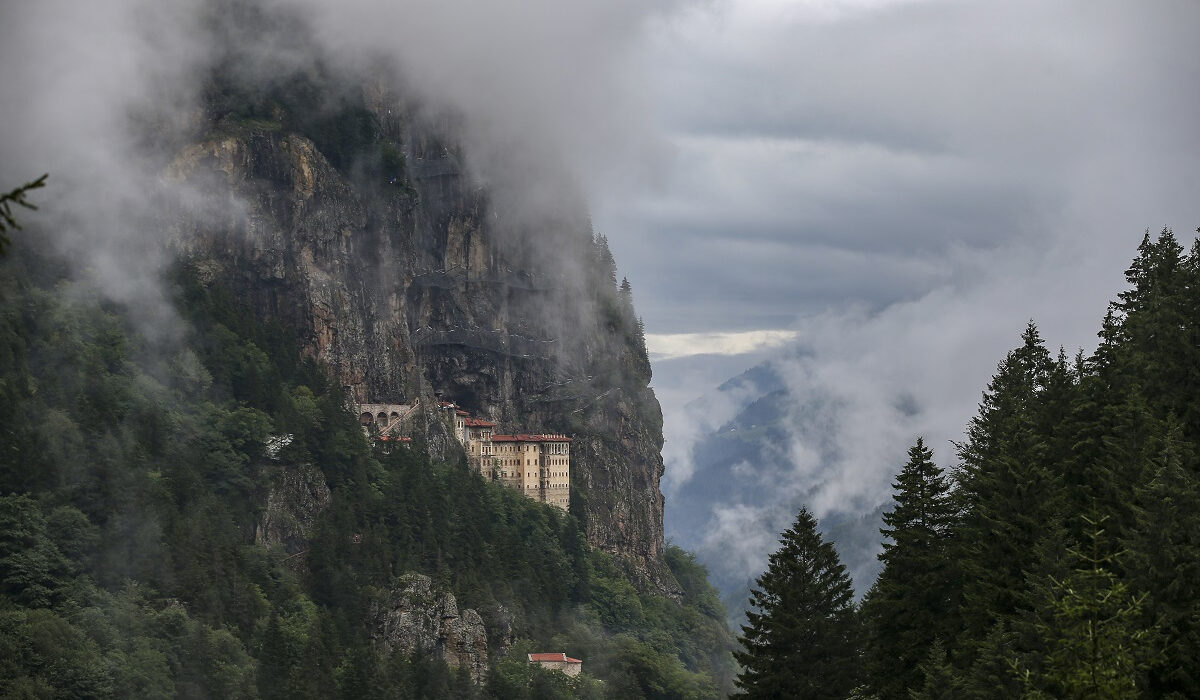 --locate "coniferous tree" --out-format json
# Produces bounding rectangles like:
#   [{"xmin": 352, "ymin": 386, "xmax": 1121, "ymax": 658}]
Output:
[
  {"xmin": 908, "ymin": 640, "xmax": 960, "ymax": 700},
  {"xmin": 957, "ymin": 622, "xmax": 1023, "ymax": 700},
  {"xmin": 1111, "ymin": 229, "xmax": 1192, "ymax": 419},
  {"xmin": 734, "ymin": 508, "xmax": 860, "ymax": 699},
  {"xmin": 1019, "ymin": 514, "xmax": 1159, "ymax": 699},
  {"xmin": 1124, "ymin": 419, "xmax": 1200, "ymax": 697},
  {"xmin": 594, "ymin": 233, "xmax": 618, "ymax": 288},
  {"xmin": 953, "ymin": 323, "xmax": 1065, "ymax": 652},
  {"xmin": 1182, "ymin": 236, "xmax": 1200, "ymax": 430},
  {"xmin": 861, "ymin": 438, "xmax": 956, "ymax": 699}
]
